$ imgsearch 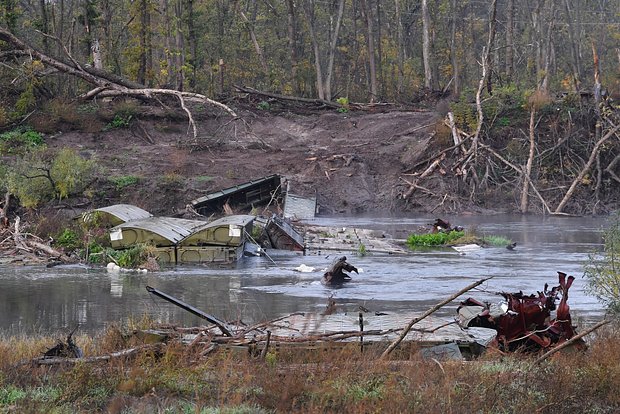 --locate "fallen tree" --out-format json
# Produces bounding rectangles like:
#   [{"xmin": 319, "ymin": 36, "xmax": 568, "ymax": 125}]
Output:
[{"xmin": 0, "ymin": 27, "xmax": 237, "ymax": 139}]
